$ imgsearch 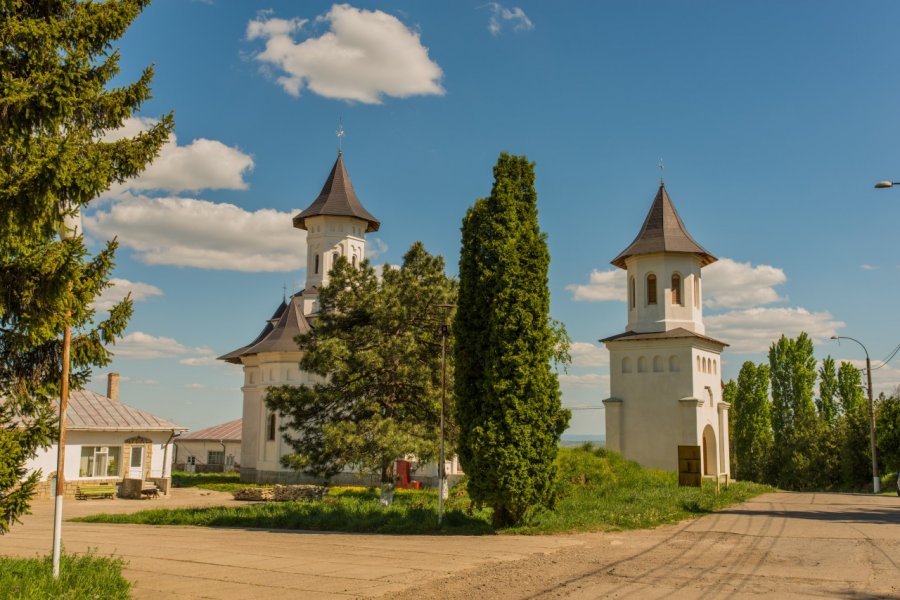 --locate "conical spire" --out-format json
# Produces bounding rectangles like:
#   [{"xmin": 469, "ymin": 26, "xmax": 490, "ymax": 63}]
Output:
[
  {"xmin": 292, "ymin": 152, "xmax": 380, "ymax": 232},
  {"xmin": 611, "ymin": 184, "xmax": 715, "ymax": 269}
]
